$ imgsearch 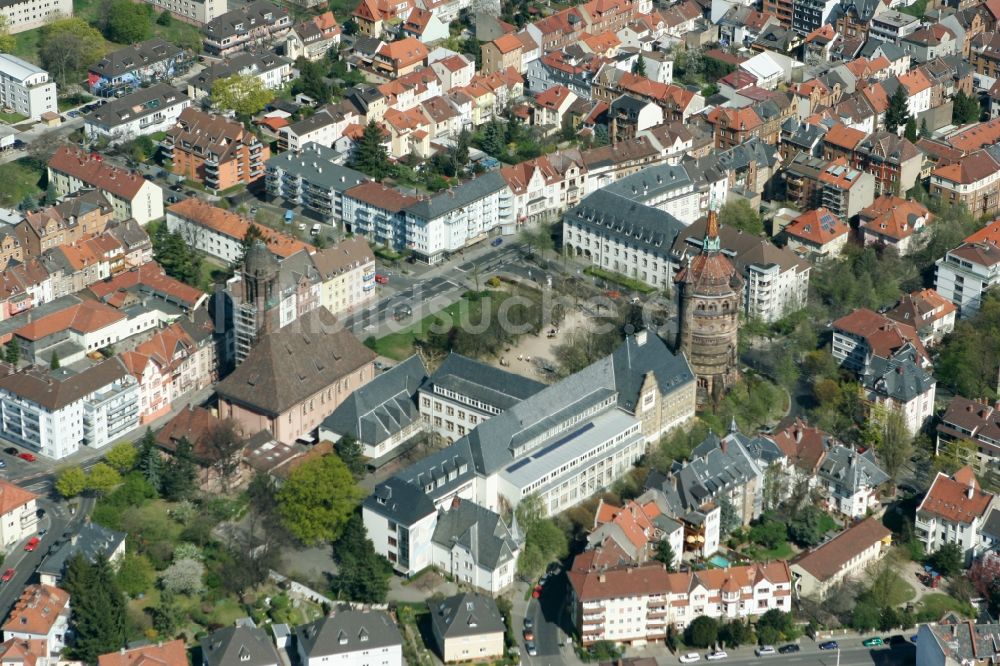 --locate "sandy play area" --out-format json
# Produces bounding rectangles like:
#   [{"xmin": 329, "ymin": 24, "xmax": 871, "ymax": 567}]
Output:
[{"xmin": 486, "ymin": 308, "xmax": 591, "ymax": 382}]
